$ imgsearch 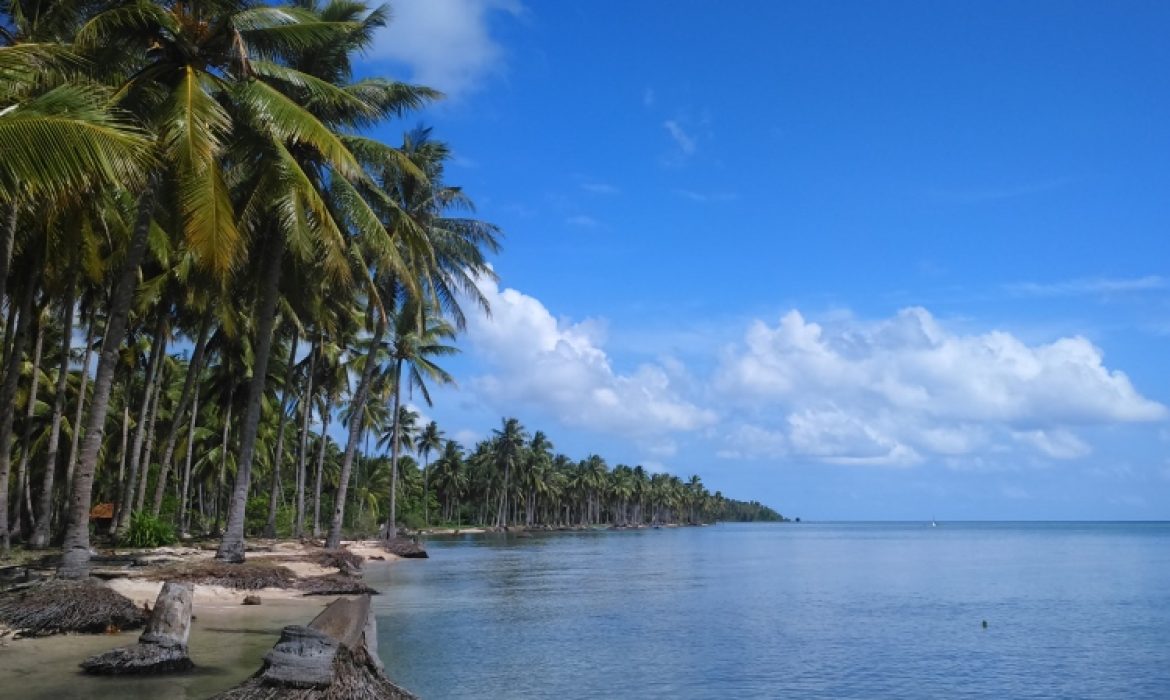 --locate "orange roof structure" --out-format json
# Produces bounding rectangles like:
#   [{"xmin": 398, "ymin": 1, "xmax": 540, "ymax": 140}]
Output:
[{"xmin": 90, "ymin": 502, "xmax": 115, "ymax": 519}]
